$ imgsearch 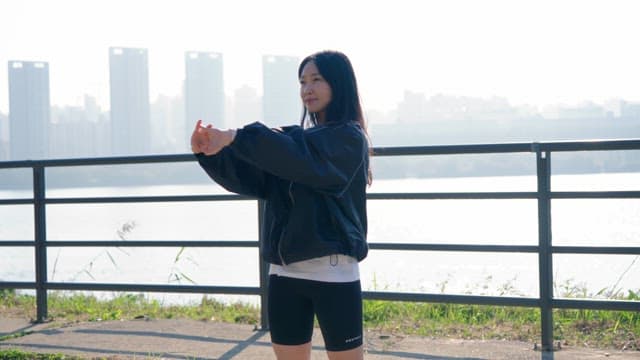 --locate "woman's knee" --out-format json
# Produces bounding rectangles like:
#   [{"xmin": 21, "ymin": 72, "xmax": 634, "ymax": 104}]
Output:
[
  {"xmin": 272, "ymin": 341, "xmax": 312, "ymax": 360},
  {"xmin": 327, "ymin": 344, "xmax": 364, "ymax": 360}
]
